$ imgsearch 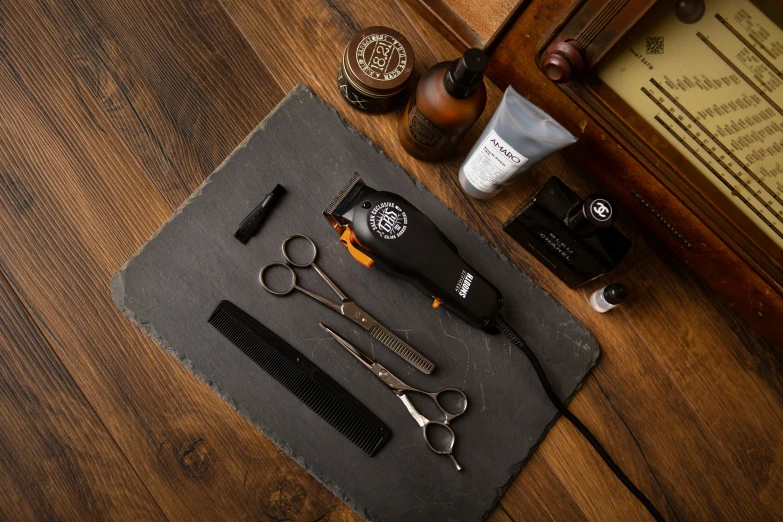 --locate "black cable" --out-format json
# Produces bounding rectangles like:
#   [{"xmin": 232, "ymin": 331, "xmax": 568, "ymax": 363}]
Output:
[{"xmin": 493, "ymin": 315, "xmax": 665, "ymax": 522}]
